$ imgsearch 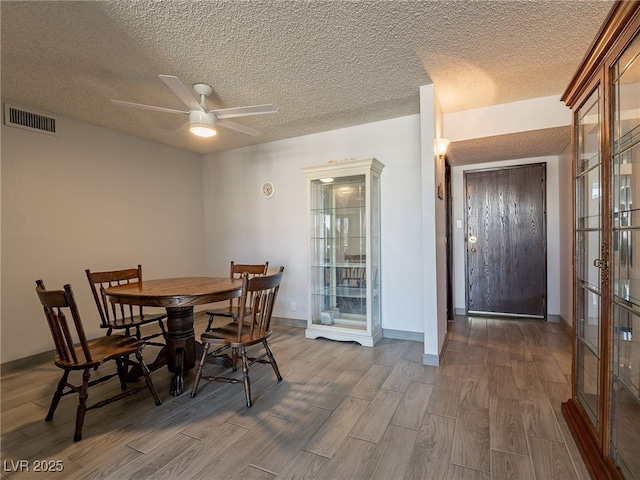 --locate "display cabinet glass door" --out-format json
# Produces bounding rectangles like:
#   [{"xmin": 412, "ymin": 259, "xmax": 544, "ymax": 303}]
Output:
[
  {"xmin": 611, "ymin": 28, "xmax": 640, "ymax": 479},
  {"xmin": 575, "ymin": 85, "xmax": 604, "ymax": 432},
  {"xmin": 310, "ymin": 175, "xmax": 367, "ymax": 329},
  {"xmin": 370, "ymin": 171, "xmax": 381, "ymax": 335}
]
